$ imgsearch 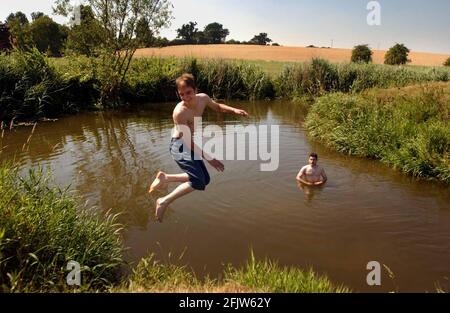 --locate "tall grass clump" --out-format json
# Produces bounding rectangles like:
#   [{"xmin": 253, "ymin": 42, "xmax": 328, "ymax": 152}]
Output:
[
  {"xmin": 196, "ymin": 59, "xmax": 274, "ymax": 100},
  {"xmin": 0, "ymin": 164, "xmax": 124, "ymax": 292},
  {"xmin": 118, "ymin": 57, "xmax": 274, "ymax": 103},
  {"xmin": 121, "ymin": 252, "xmax": 349, "ymax": 293},
  {"xmin": 275, "ymin": 59, "xmax": 450, "ymax": 99},
  {"xmin": 274, "ymin": 58, "xmax": 339, "ymax": 99},
  {"xmin": 123, "ymin": 254, "xmax": 207, "ymax": 292},
  {"xmin": 0, "ymin": 50, "xmax": 98, "ymax": 123},
  {"xmin": 224, "ymin": 252, "xmax": 350, "ymax": 293},
  {"xmin": 305, "ymin": 83, "xmax": 450, "ymax": 184}
]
